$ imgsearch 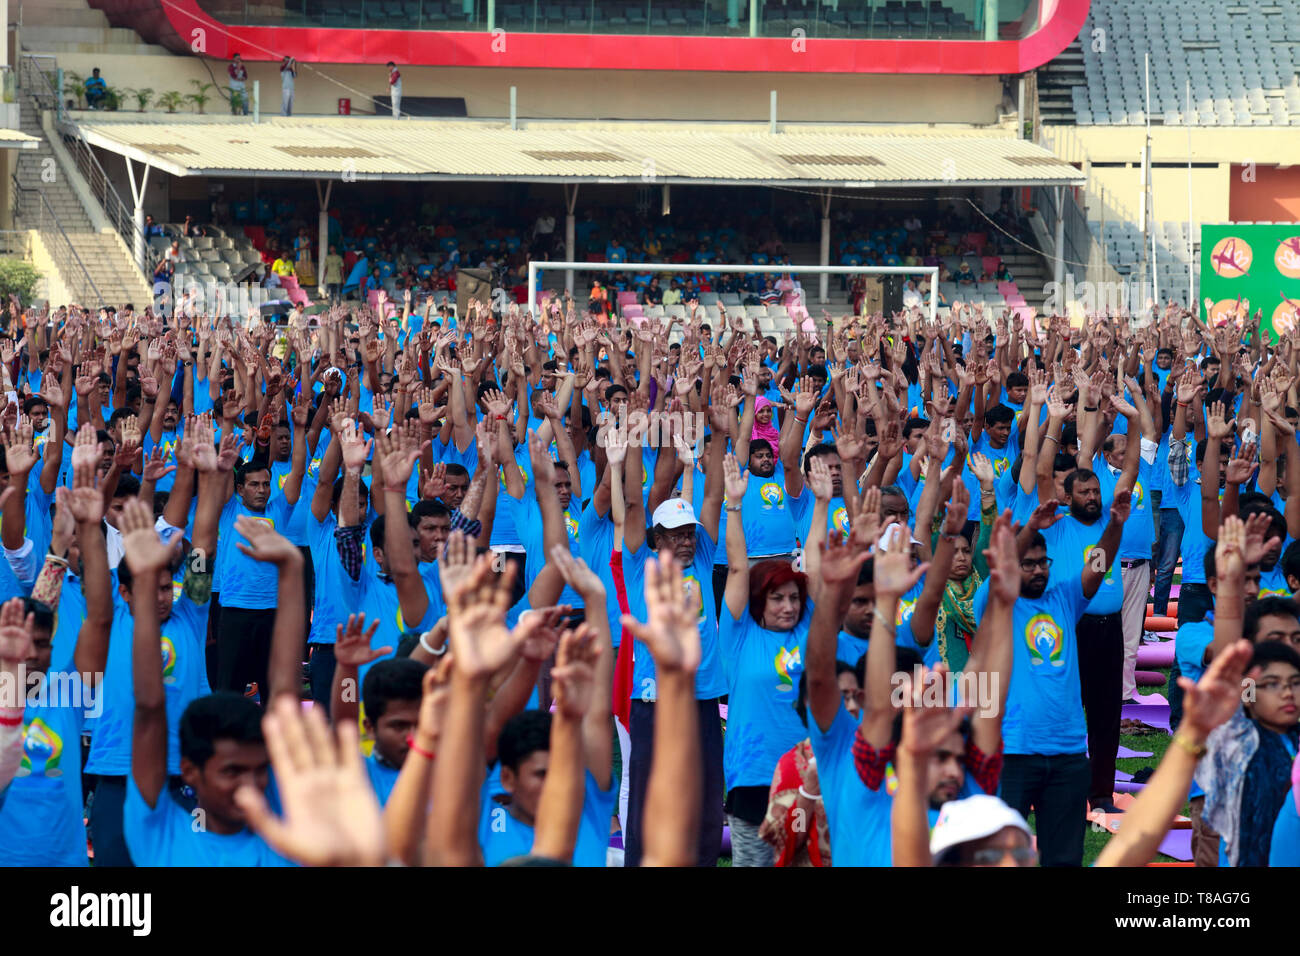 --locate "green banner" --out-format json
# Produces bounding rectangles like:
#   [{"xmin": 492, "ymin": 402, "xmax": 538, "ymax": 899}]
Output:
[{"xmin": 1200, "ymin": 223, "xmax": 1300, "ymax": 341}]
